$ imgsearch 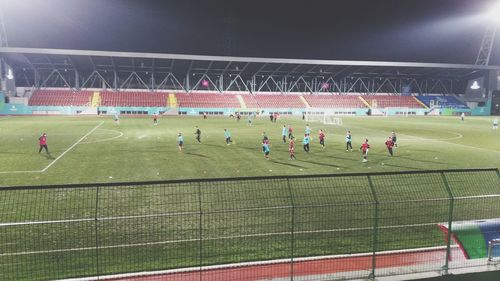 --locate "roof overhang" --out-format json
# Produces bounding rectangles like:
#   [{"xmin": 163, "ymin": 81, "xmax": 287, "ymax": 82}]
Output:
[{"xmin": 1, "ymin": 47, "xmax": 498, "ymax": 80}]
